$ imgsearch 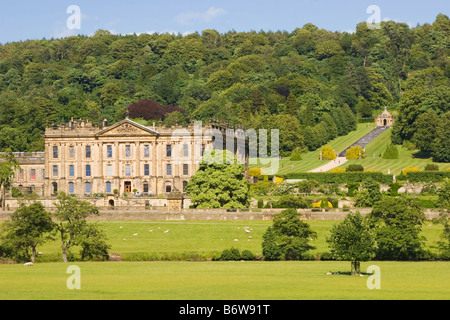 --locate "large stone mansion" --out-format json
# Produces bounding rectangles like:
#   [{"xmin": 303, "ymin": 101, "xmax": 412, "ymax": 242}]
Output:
[{"xmin": 5, "ymin": 118, "xmax": 248, "ymax": 208}]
